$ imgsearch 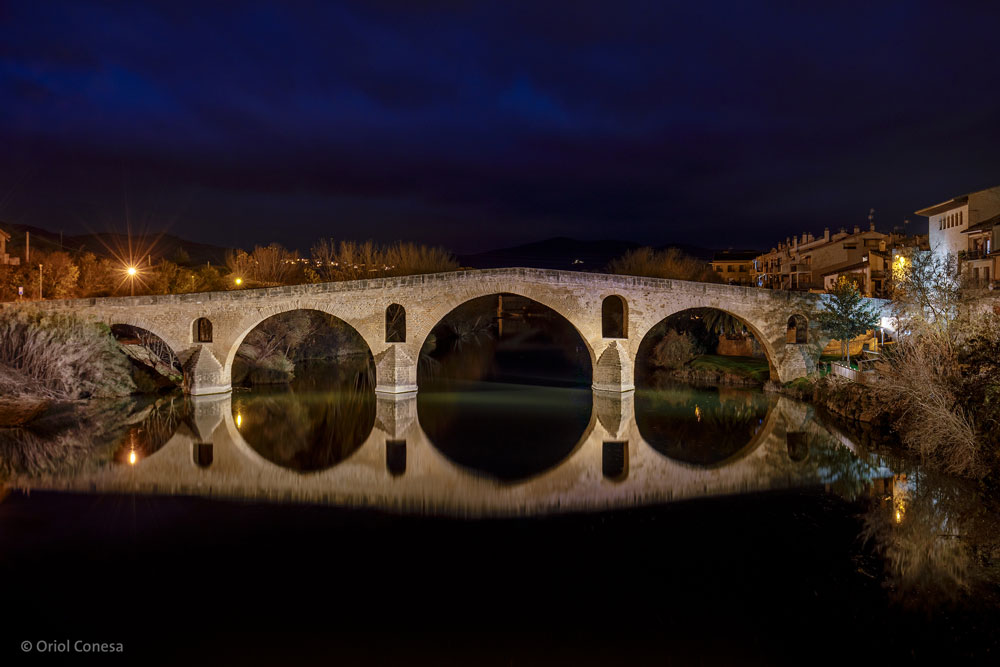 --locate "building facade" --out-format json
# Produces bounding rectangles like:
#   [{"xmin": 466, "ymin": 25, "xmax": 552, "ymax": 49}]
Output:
[
  {"xmin": 0, "ymin": 227, "xmax": 20, "ymax": 266},
  {"xmin": 916, "ymin": 184, "xmax": 1000, "ymax": 286},
  {"xmin": 710, "ymin": 250, "xmax": 757, "ymax": 286}
]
